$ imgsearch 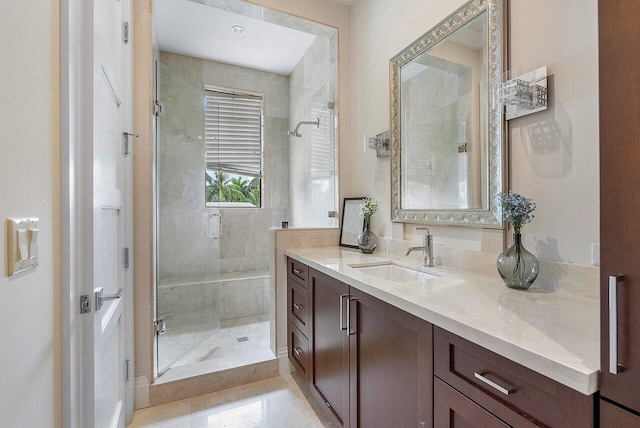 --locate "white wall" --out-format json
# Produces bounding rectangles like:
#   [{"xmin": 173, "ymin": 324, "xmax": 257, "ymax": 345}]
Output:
[
  {"xmin": 0, "ymin": 1, "xmax": 61, "ymax": 427},
  {"xmin": 508, "ymin": 0, "xmax": 599, "ymax": 265},
  {"xmin": 350, "ymin": 0, "xmax": 599, "ymax": 265},
  {"xmin": 133, "ymin": 0, "xmax": 156, "ymax": 397}
]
